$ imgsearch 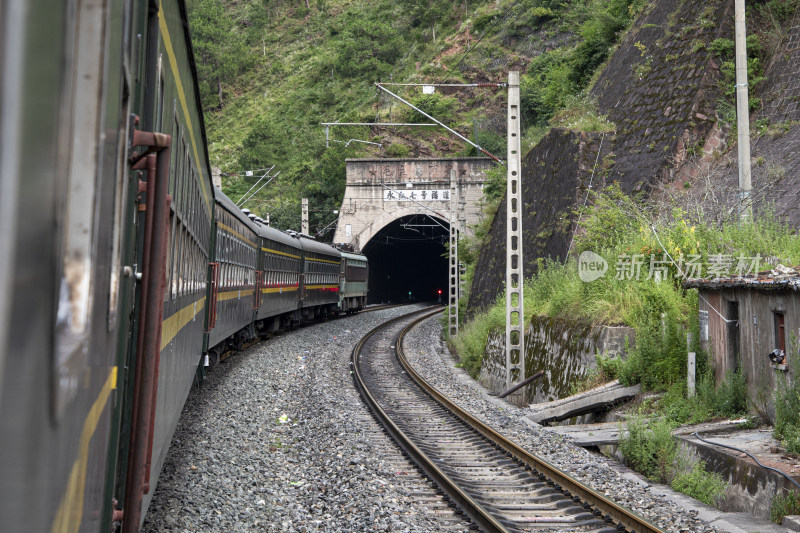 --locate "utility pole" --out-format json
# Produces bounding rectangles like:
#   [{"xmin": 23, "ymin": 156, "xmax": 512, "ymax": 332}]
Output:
[
  {"xmin": 449, "ymin": 167, "xmax": 459, "ymax": 337},
  {"xmin": 735, "ymin": 0, "xmax": 752, "ymax": 220},
  {"xmin": 506, "ymin": 71, "xmax": 524, "ymax": 392},
  {"xmin": 302, "ymin": 198, "xmax": 309, "ymax": 235}
]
